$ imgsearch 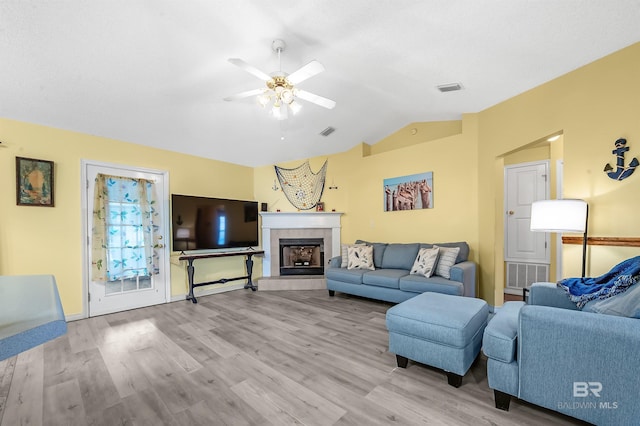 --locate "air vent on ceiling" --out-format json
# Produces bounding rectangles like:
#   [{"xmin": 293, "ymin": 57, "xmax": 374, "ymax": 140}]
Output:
[
  {"xmin": 437, "ymin": 83, "xmax": 463, "ymax": 93},
  {"xmin": 319, "ymin": 126, "xmax": 336, "ymax": 137}
]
